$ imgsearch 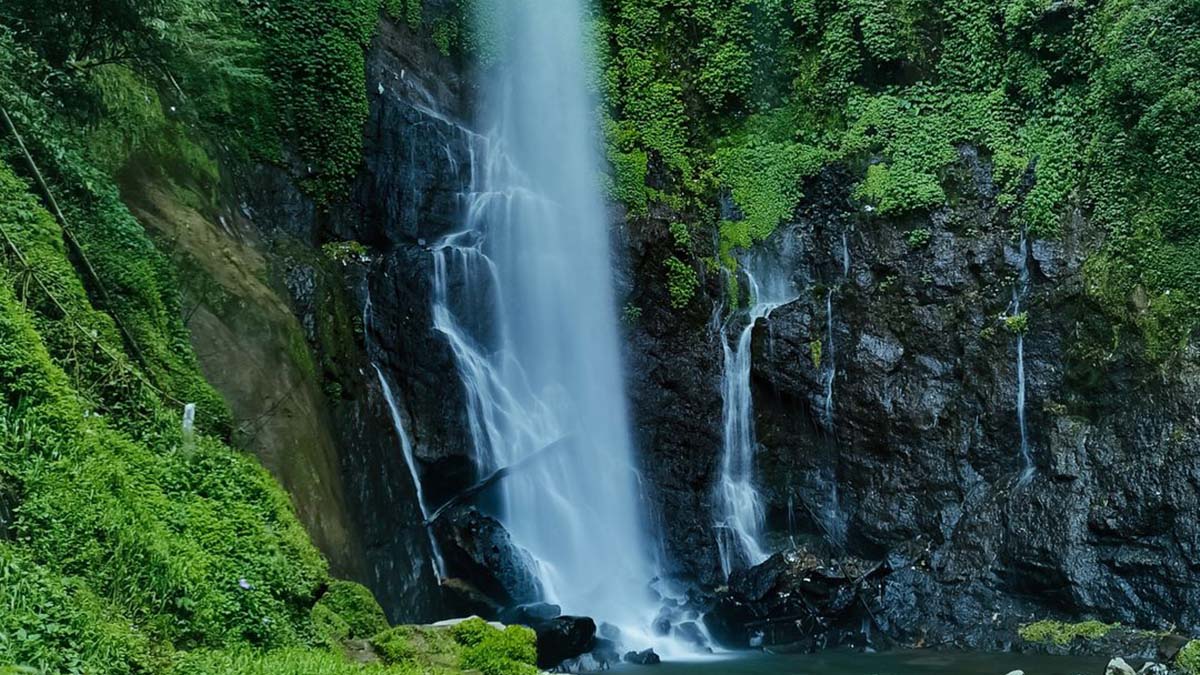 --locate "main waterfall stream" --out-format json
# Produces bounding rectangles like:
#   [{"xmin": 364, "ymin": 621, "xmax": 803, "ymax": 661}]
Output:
[{"xmin": 429, "ymin": 0, "xmax": 662, "ymax": 648}]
